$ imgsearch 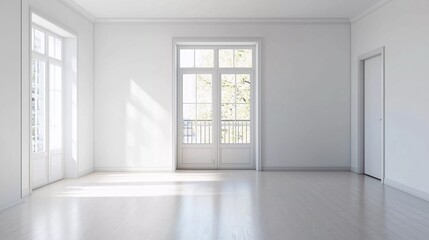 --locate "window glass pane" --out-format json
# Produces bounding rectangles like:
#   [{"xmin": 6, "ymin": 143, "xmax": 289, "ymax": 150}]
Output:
[
  {"xmin": 49, "ymin": 36, "xmax": 63, "ymax": 60},
  {"xmin": 195, "ymin": 49, "xmax": 214, "ymax": 68},
  {"xmin": 236, "ymin": 74, "xmax": 251, "ymax": 103},
  {"xmin": 183, "ymin": 104, "xmax": 196, "ymax": 120},
  {"xmin": 221, "ymin": 74, "xmax": 235, "ymax": 103},
  {"xmin": 180, "ymin": 49, "xmax": 194, "ymax": 68},
  {"xmin": 197, "ymin": 104, "xmax": 212, "ymax": 120},
  {"xmin": 196, "ymin": 74, "xmax": 212, "ymax": 103},
  {"xmin": 234, "ymin": 49, "xmax": 252, "ymax": 68},
  {"xmin": 219, "ymin": 49, "xmax": 233, "ymax": 68},
  {"xmin": 31, "ymin": 59, "xmax": 46, "ymax": 152},
  {"xmin": 33, "ymin": 28, "xmax": 45, "ymax": 54},
  {"xmin": 183, "ymin": 74, "xmax": 196, "ymax": 103}
]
